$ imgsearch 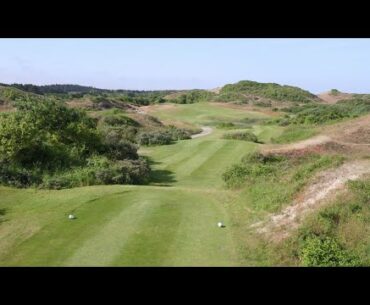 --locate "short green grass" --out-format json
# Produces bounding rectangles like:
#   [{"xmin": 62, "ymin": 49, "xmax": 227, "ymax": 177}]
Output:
[
  {"xmin": 0, "ymin": 102, "xmax": 340, "ymax": 266},
  {"xmin": 0, "ymin": 102, "xmax": 266, "ymax": 266},
  {"xmin": 148, "ymin": 102, "xmax": 269, "ymax": 127}
]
